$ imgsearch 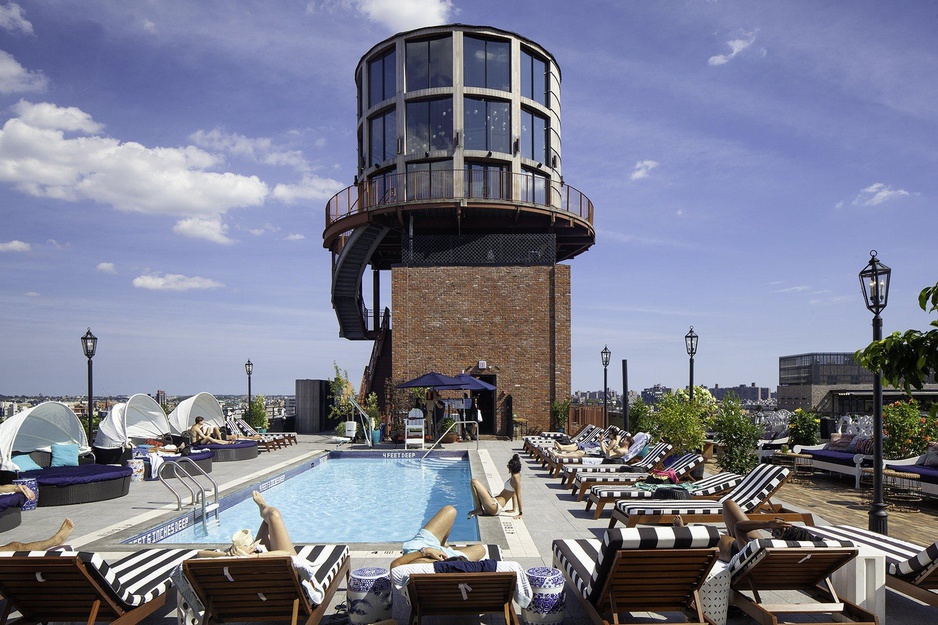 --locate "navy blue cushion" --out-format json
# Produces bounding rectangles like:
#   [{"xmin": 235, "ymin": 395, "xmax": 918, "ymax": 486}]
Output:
[
  {"xmin": 885, "ymin": 463, "xmax": 938, "ymax": 485},
  {"xmin": 0, "ymin": 492, "xmax": 27, "ymax": 512},
  {"xmin": 198, "ymin": 440, "xmax": 256, "ymax": 451},
  {"xmin": 21, "ymin": 464, "xmax": 132, "ymax": 487},
  {"xmin": 807, "ymin": 449, "xmax": 857, "ymax": 466}
]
